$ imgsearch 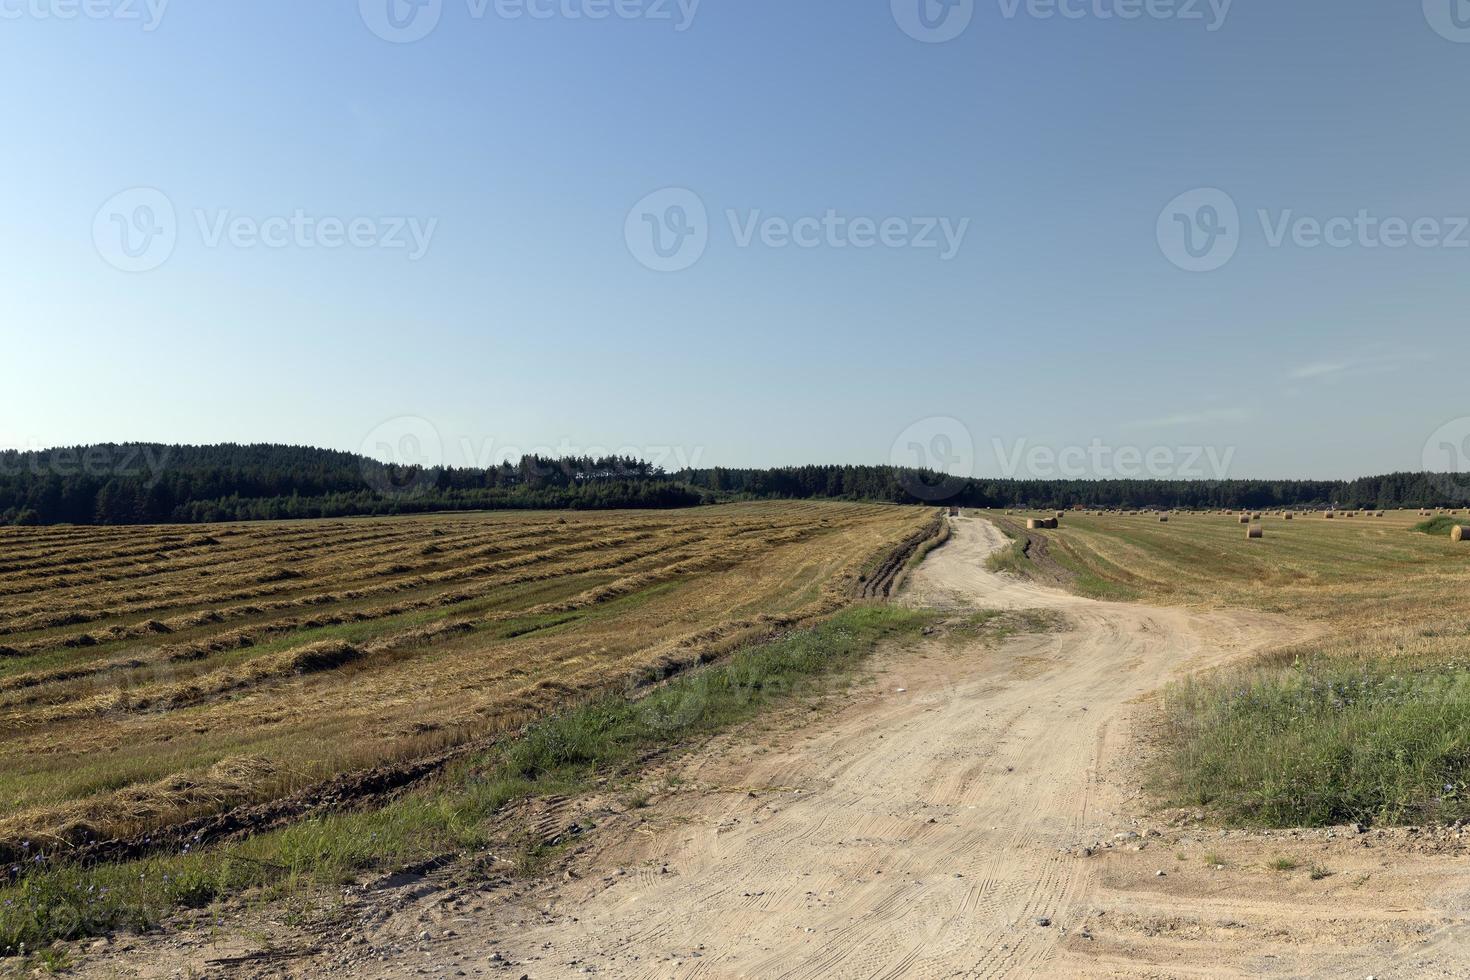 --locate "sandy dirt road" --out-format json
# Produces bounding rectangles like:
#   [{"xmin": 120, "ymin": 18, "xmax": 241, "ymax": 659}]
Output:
[{"xmin": 79, "ymin": 518, "xmax": 1470, "ymax": 978}]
